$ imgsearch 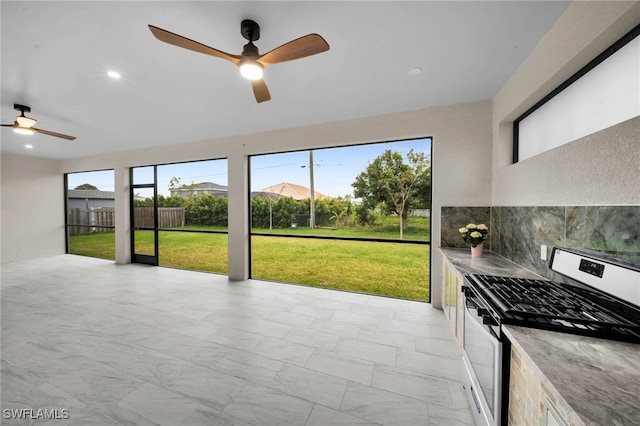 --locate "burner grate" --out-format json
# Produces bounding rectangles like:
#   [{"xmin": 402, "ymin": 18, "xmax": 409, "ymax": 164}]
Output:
[{"xmin": 470, "ymin": 274, "xmax": 640, "ymax": 329}]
